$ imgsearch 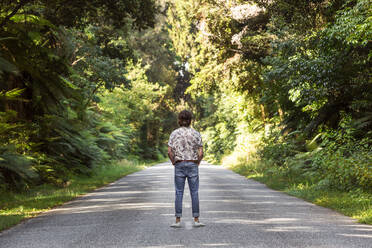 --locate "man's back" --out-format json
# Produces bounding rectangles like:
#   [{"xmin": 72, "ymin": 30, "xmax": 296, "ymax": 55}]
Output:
[{"xmin": 168, "ymin": 127, "xmax": 203, "ymax": 162}]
